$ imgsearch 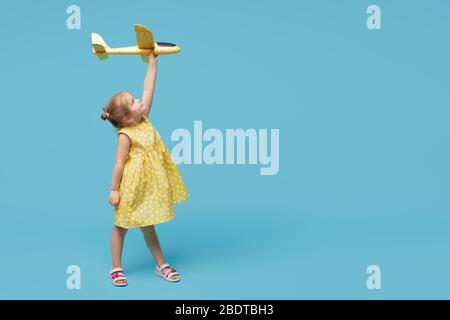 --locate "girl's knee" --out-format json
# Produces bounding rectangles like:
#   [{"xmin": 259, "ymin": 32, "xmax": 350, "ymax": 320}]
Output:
[
  {"xmin": 140, "ymin": 225, "xmax": 156, "ymax": 235},
  {"xmin": 114, "ymin": 225, "xmax": 128, "ymax": 234}
]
